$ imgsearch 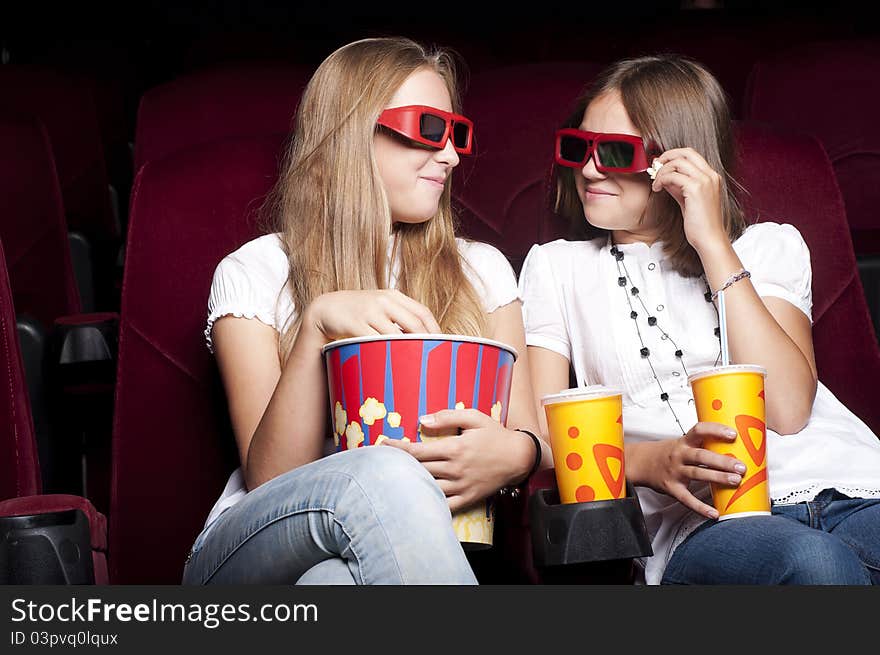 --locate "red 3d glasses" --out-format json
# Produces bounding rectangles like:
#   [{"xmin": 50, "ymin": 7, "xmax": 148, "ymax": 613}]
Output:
[
  {"xmin": 555, "ymin": 128, "xmax": 653, "ymax": 173},
  {"xmin": 377, "ymin": 105, "xmax": 474, "ymax": 154}
]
